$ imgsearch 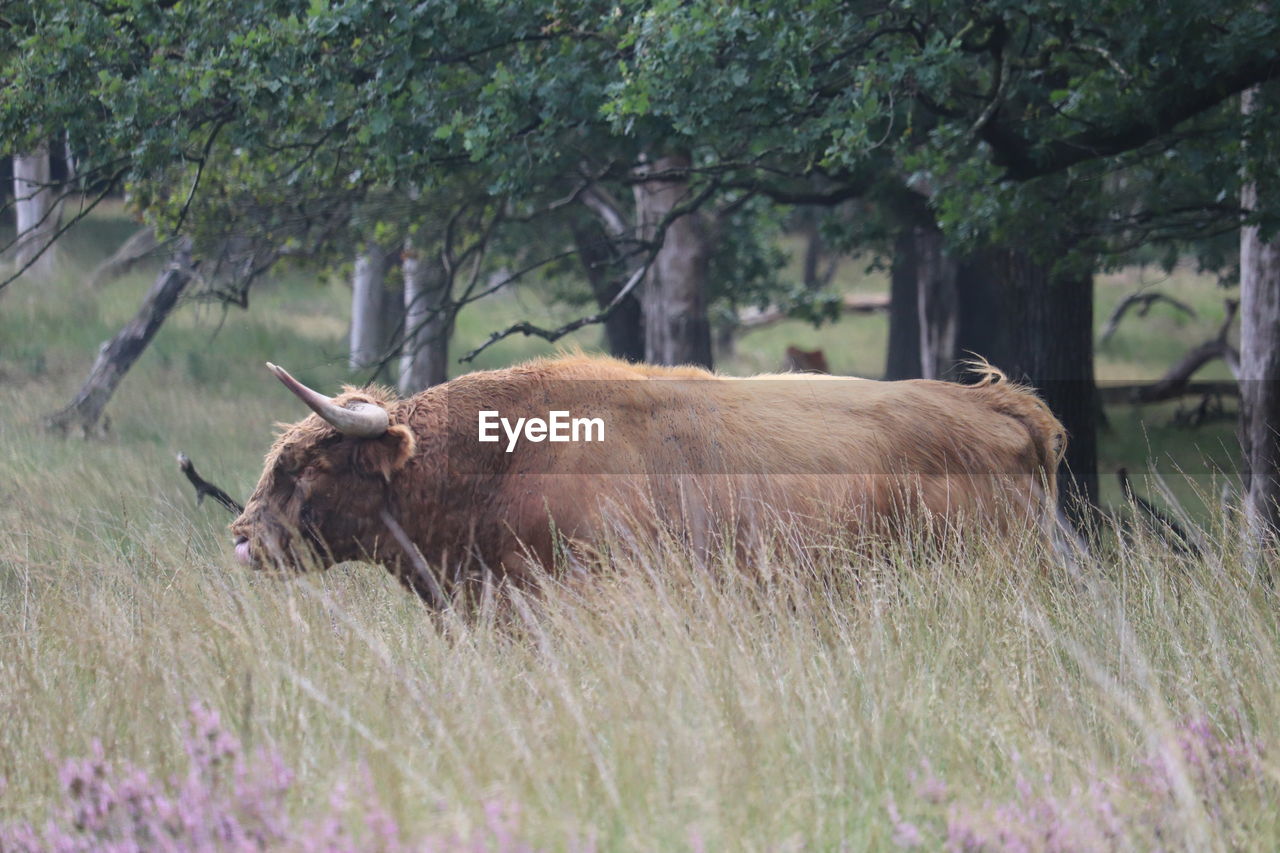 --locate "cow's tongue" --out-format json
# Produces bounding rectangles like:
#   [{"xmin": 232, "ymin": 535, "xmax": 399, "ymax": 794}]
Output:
[{"xmin": 234, "ymin": 539, "xmax": 252, "ymax": 564}]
